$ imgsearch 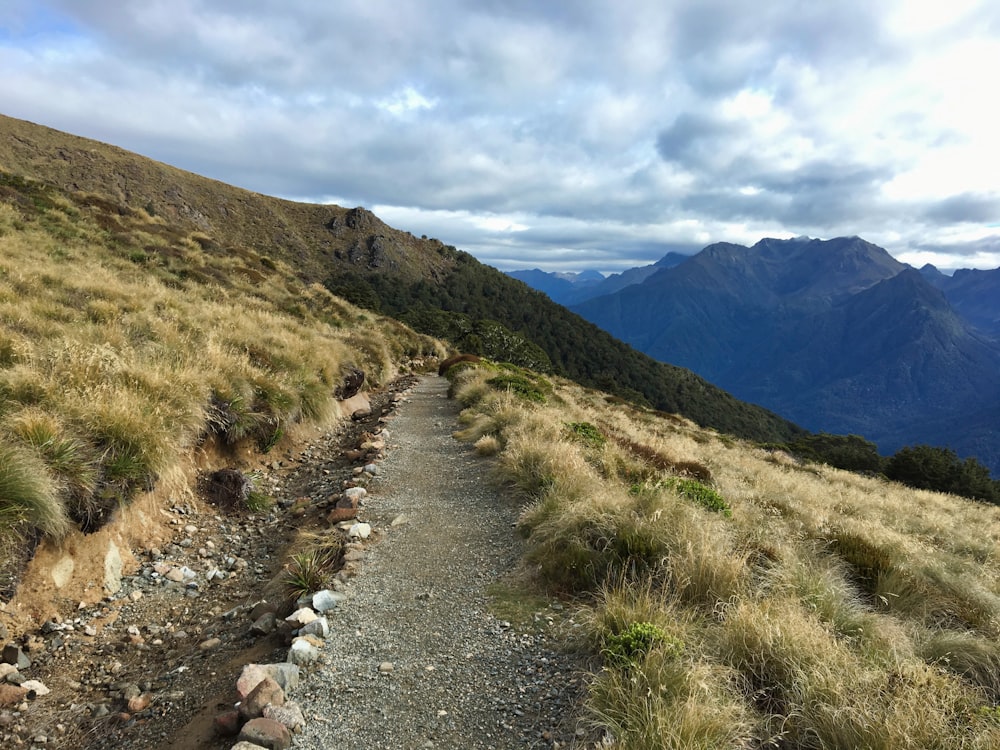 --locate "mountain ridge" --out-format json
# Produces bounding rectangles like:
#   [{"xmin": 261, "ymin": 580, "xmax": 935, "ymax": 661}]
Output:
[{"xmin": 570, "ymin": 237, "xmax": 1000, "ymax": 473}]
